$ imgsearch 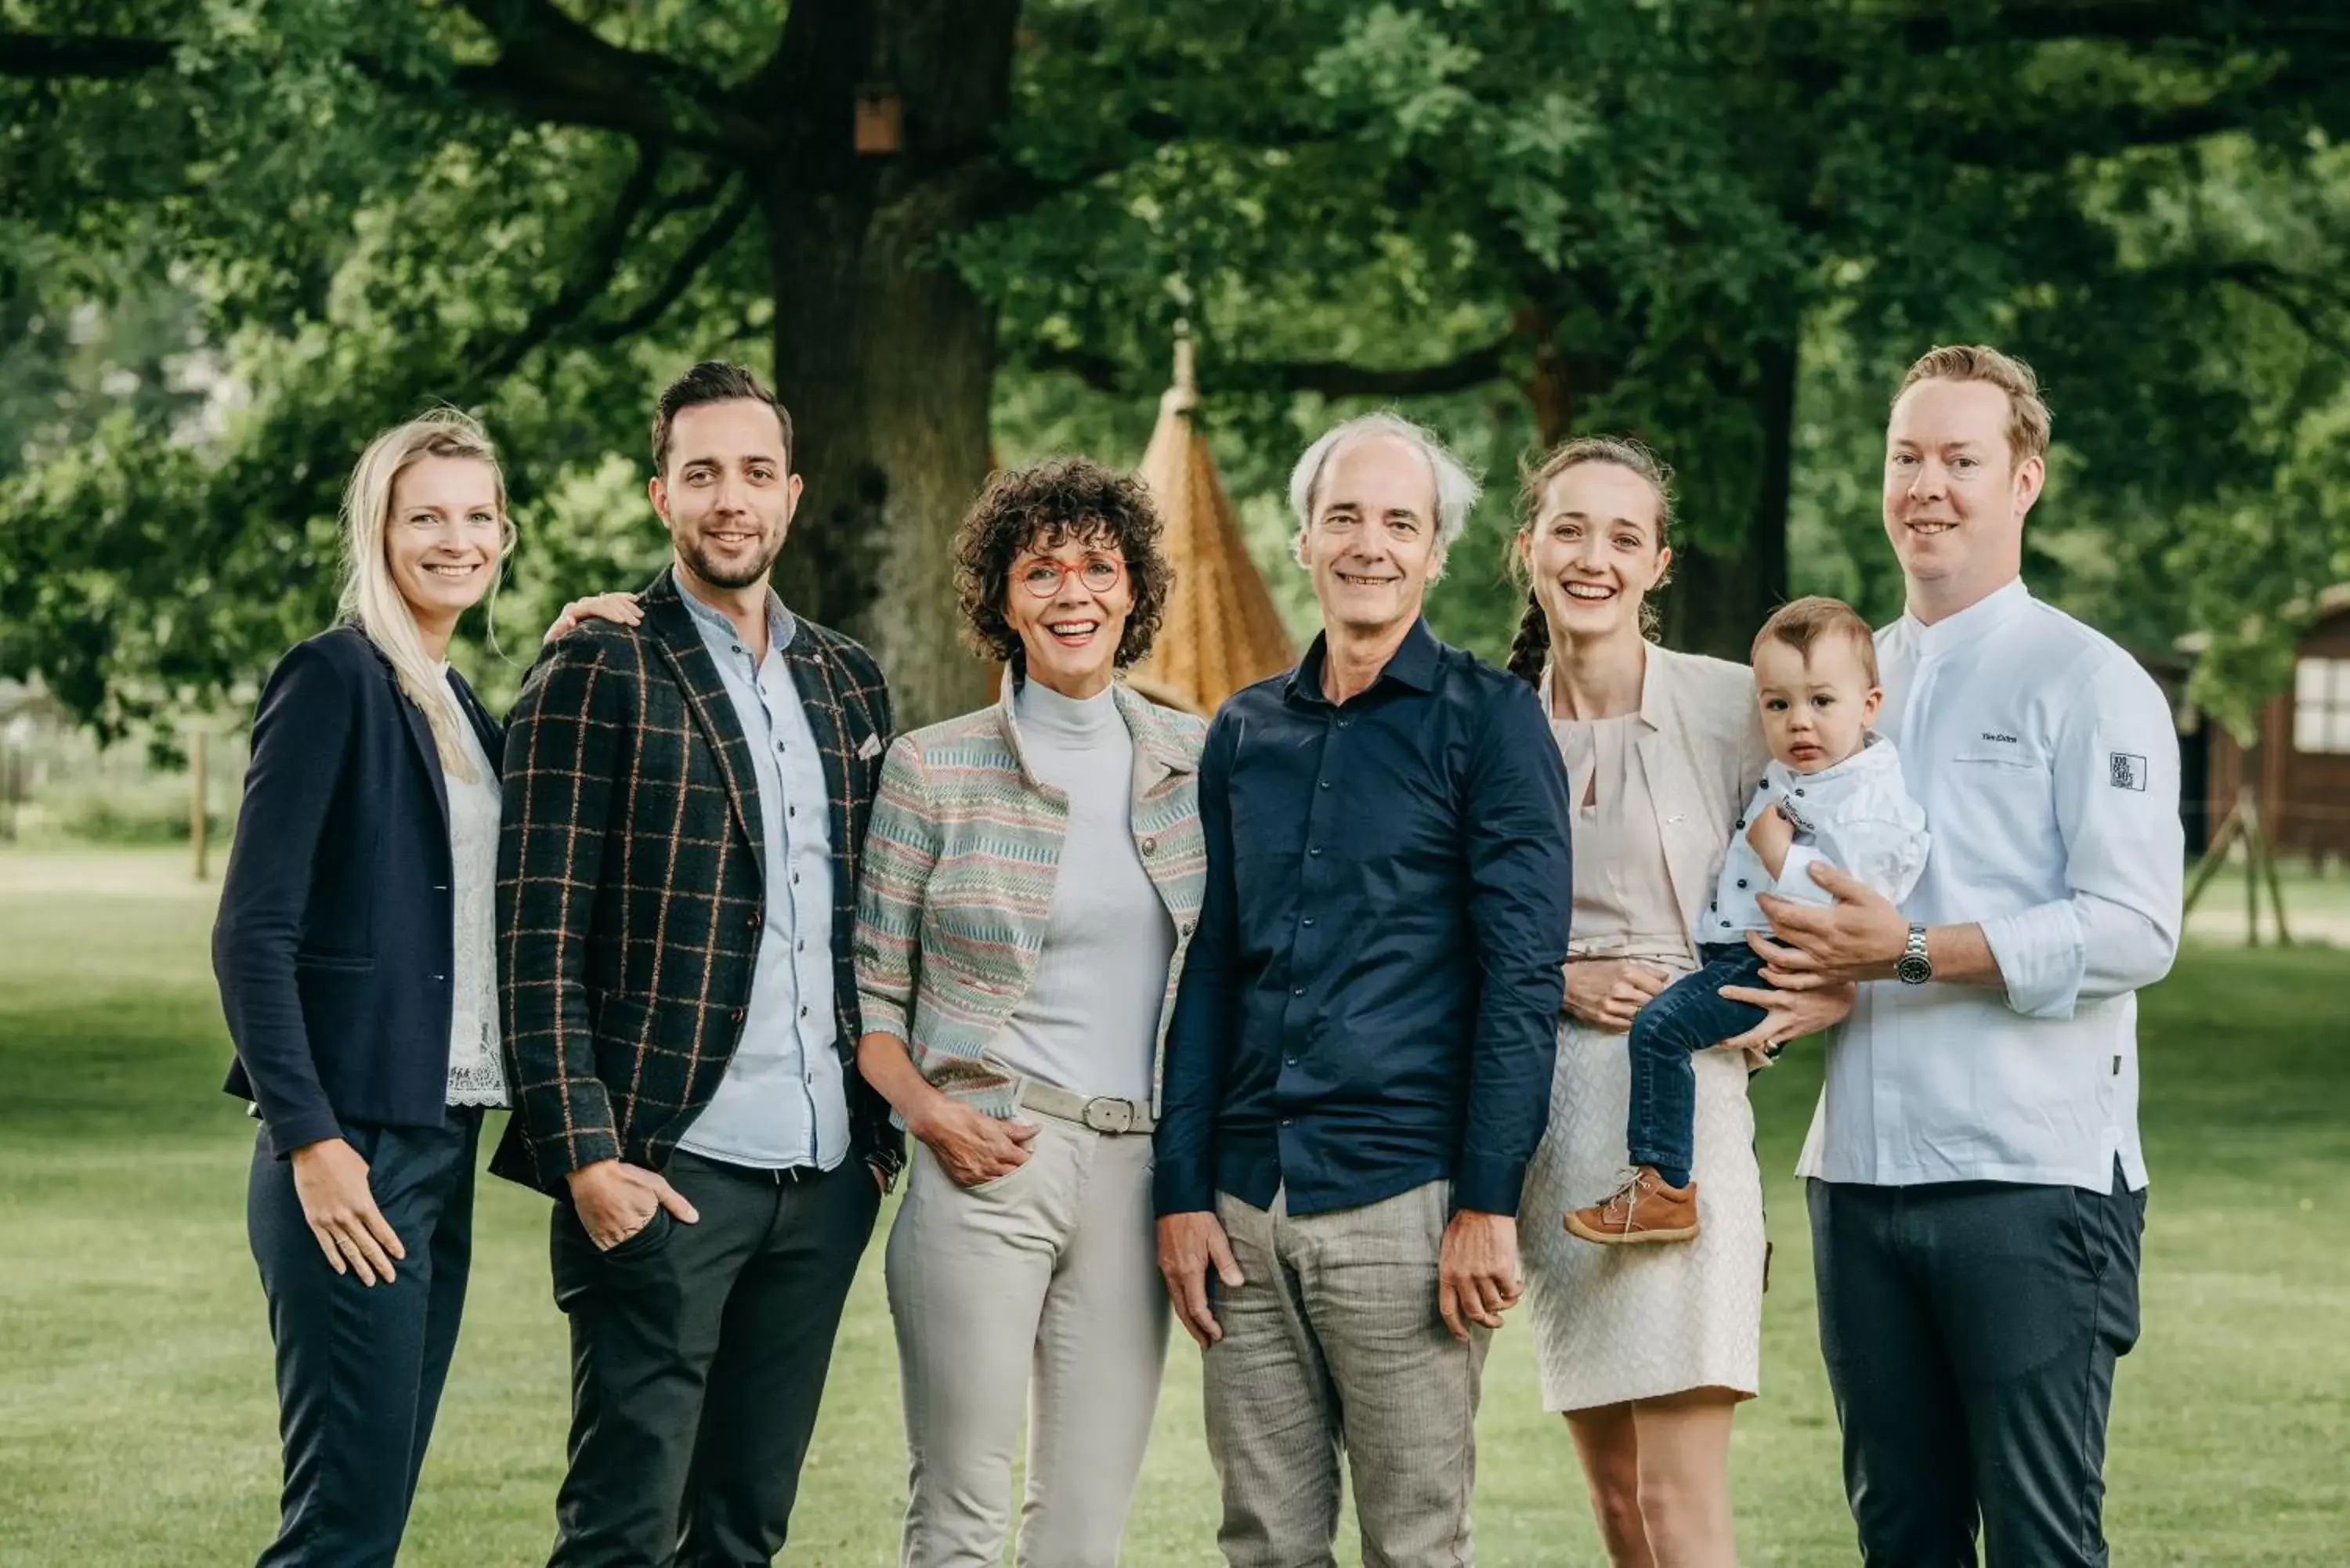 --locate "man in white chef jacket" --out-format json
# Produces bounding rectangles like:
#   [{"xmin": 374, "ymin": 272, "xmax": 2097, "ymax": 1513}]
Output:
[{"xmin": 1736, "ymin": 344, "xmax": 2182, "ymax": 1567}]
